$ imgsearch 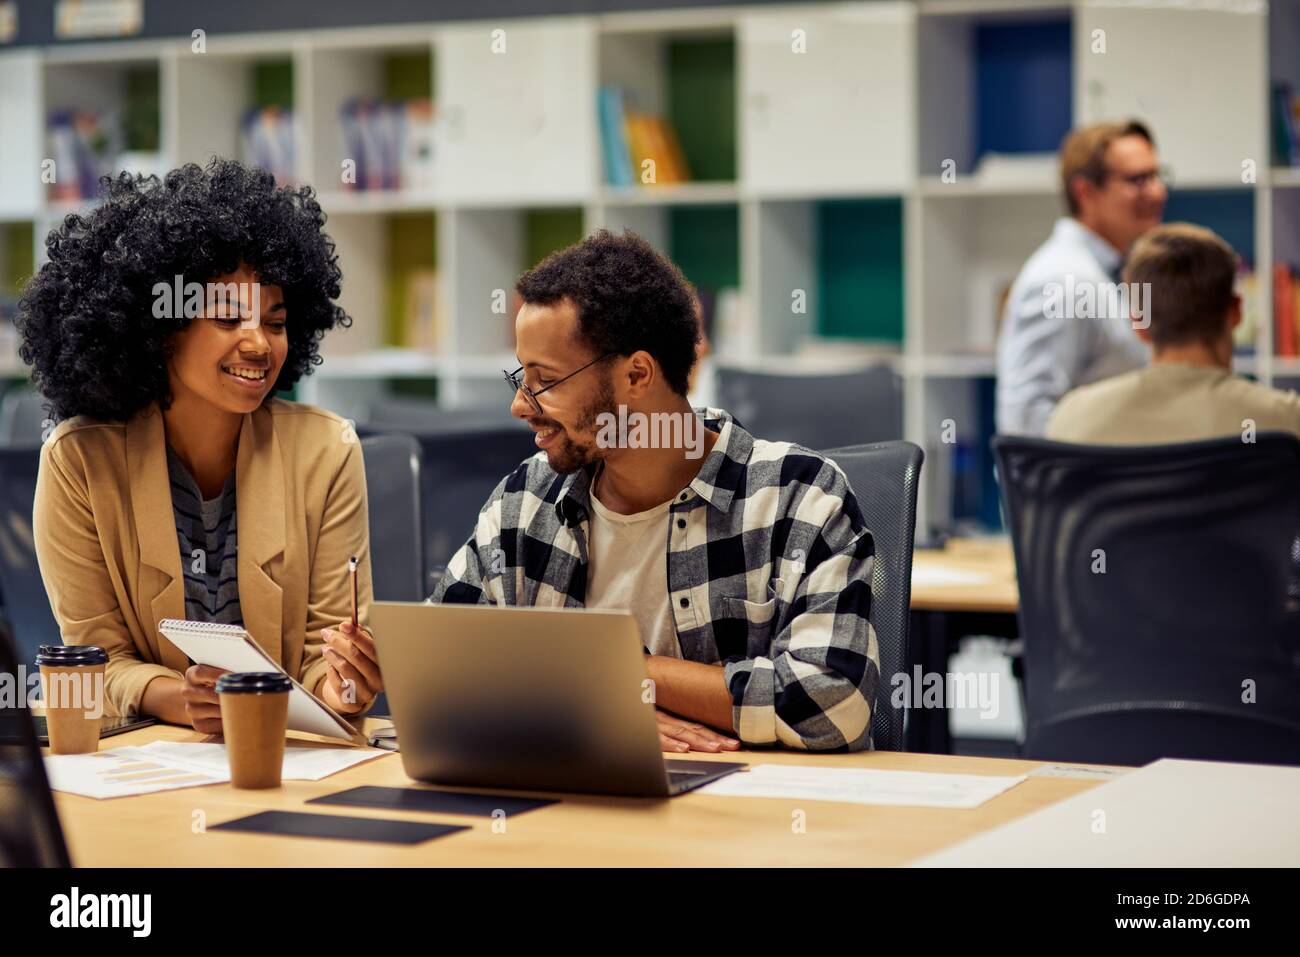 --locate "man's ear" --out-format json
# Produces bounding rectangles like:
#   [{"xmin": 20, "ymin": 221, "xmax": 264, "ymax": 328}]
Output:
[
  {"xmin": 1070, "ymin": 175, "xmax": 1095, "ymax": 217},
  {"xmin": 1227, "ymin": 294, "xmax": 1243, "ymax": 331},
  {"xmin": 624, "ymin": 351, "xmax": 657, "ymax": 399}
]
